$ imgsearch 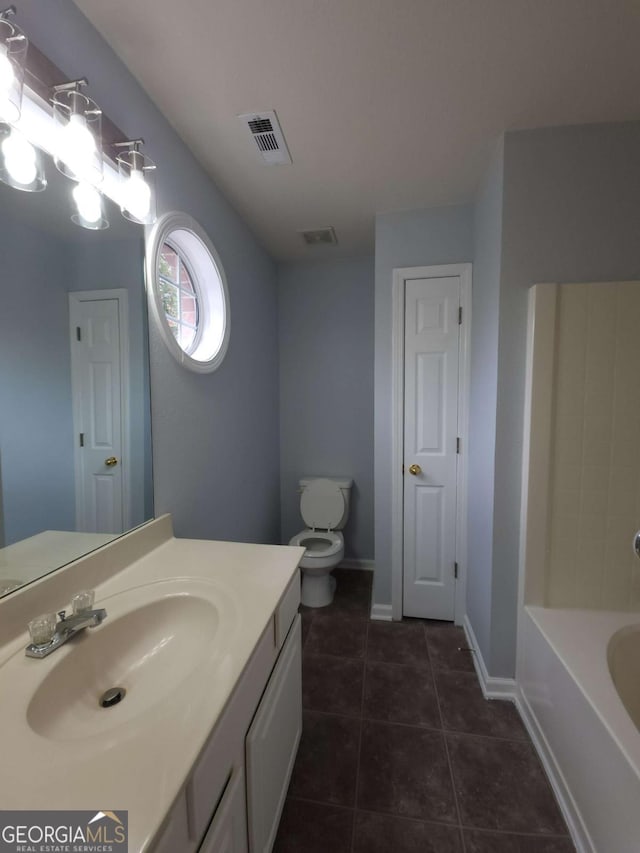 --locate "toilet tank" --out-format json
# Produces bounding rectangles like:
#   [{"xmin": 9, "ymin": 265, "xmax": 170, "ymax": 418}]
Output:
[{"xmin": 299, "ymin": 477, "xmax": 353, "ymax": 530}]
